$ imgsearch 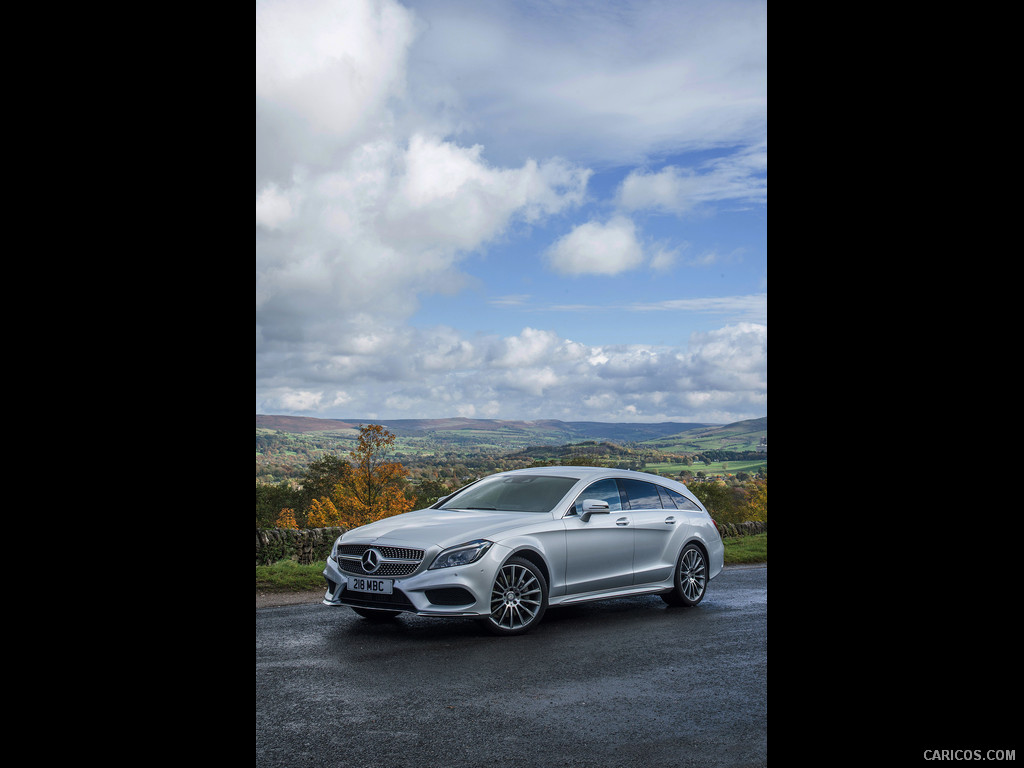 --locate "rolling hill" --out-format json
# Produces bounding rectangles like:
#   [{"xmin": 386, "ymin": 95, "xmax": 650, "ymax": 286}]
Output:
[
  {"xmin": 256, "ymin": 415, "xmax": 717, "ymax": 444},
  {"xmin": 256, "ymin": 414, "xmax": 765, "ymax": 451},
  {"xmin": 256, "ymin": 414, "xmax": 766, "ymax": 483}
]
